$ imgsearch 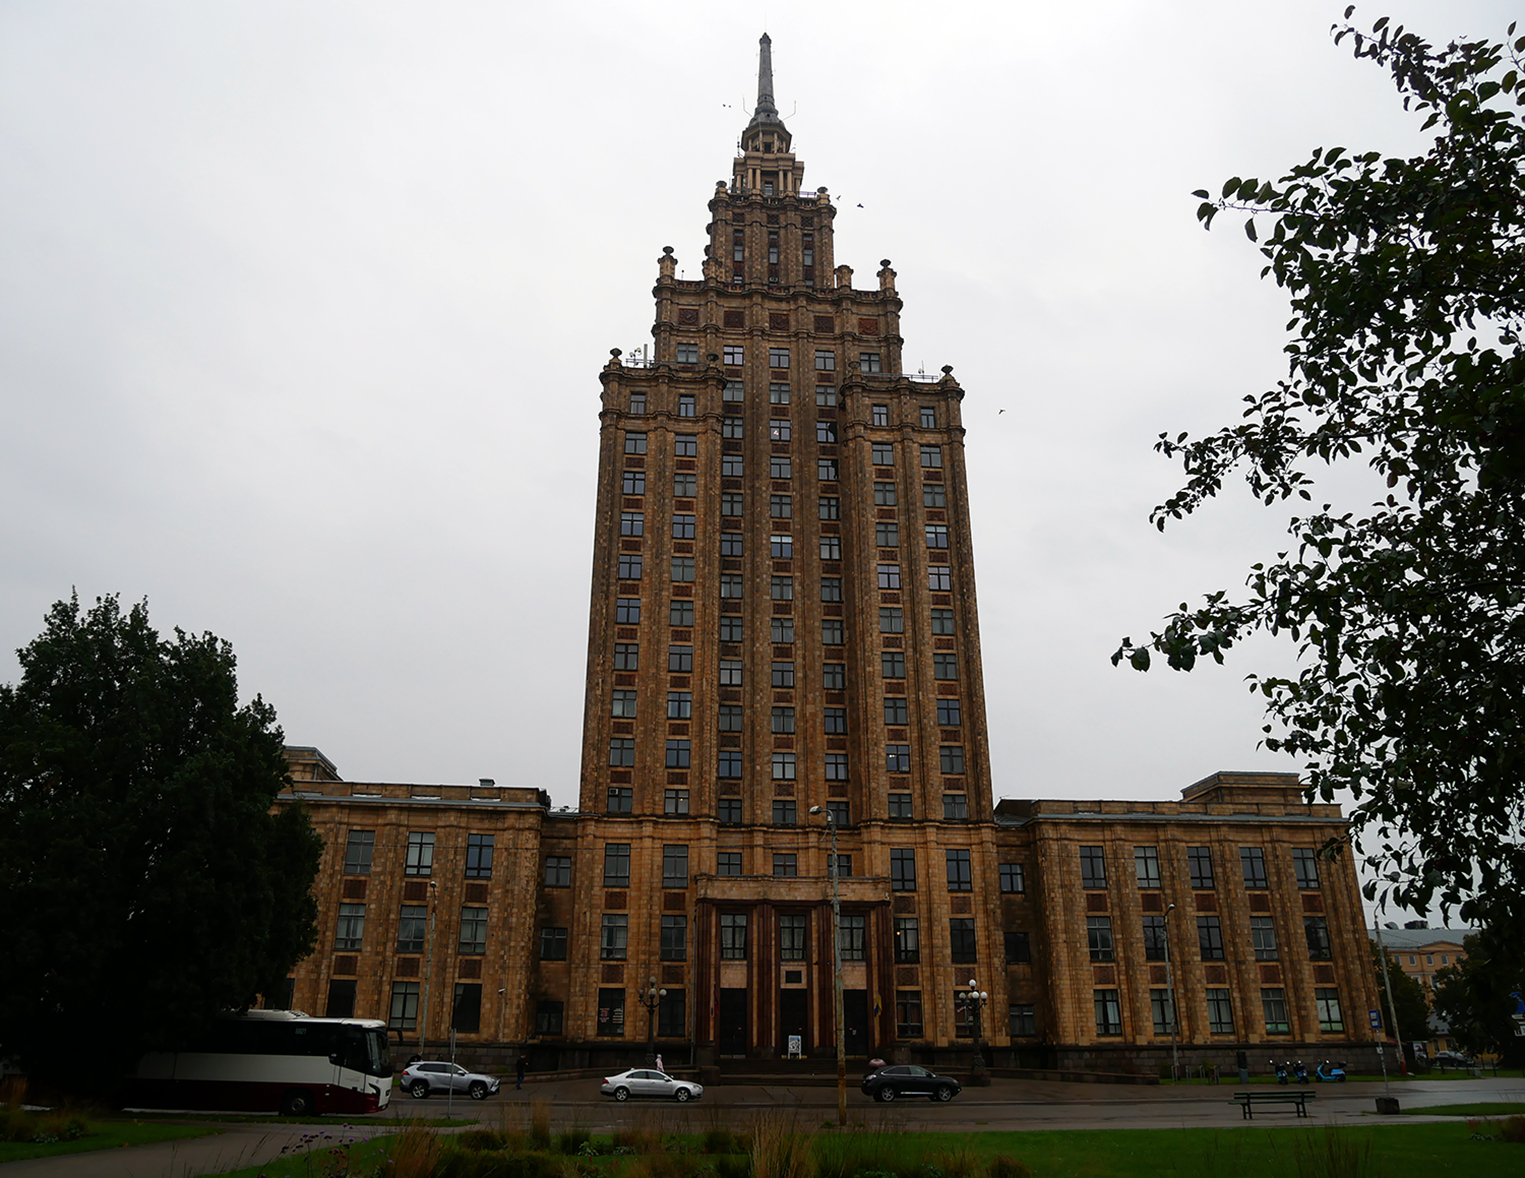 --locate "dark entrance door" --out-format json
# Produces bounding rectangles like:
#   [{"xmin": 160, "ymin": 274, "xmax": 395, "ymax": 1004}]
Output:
[
  {"xmin": 719, "ymin": 989, "xmax": 747, "ymax": 1056},
  {"xmin": 778, "ymin": 989, "xmax": 809, "ymax": 1056},
  {"xmin": 843, "ymin": 990, "xmax": 870, "ymax": 1057}
]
